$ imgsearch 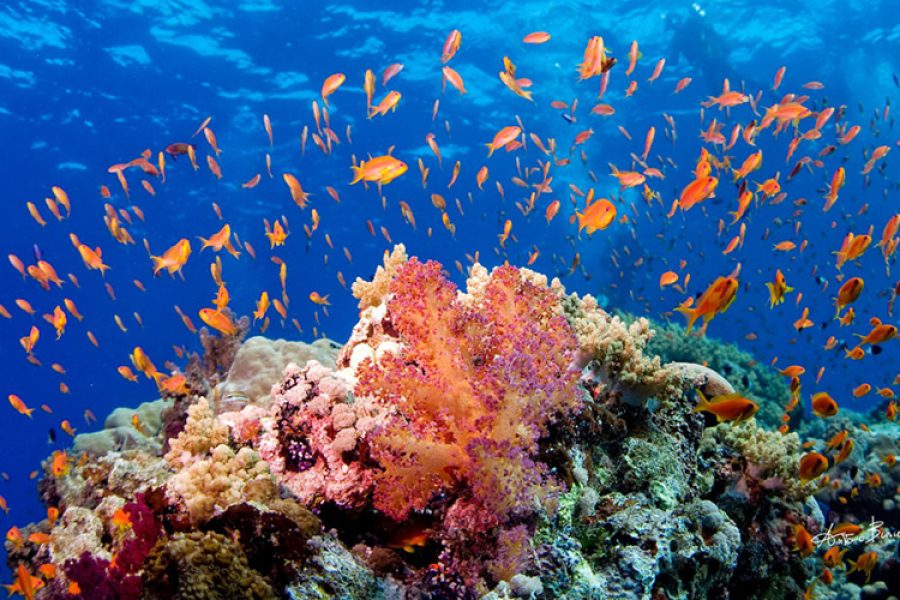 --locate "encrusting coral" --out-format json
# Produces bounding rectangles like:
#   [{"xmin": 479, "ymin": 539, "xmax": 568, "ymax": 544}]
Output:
[
  {"xmin": 216, "ymin": 336, "xmax": 342, "ymax": 409},
  {"xmin": 257, "ymin": 360, "xmax": 387, "ymax": 509},
  {"xmin": 7, "ymin": 245, "xmax": 836, "ymax": 599},
  {"xmin": 141, "ymin": 530, "xmax": 277, "ymax": 600}
]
